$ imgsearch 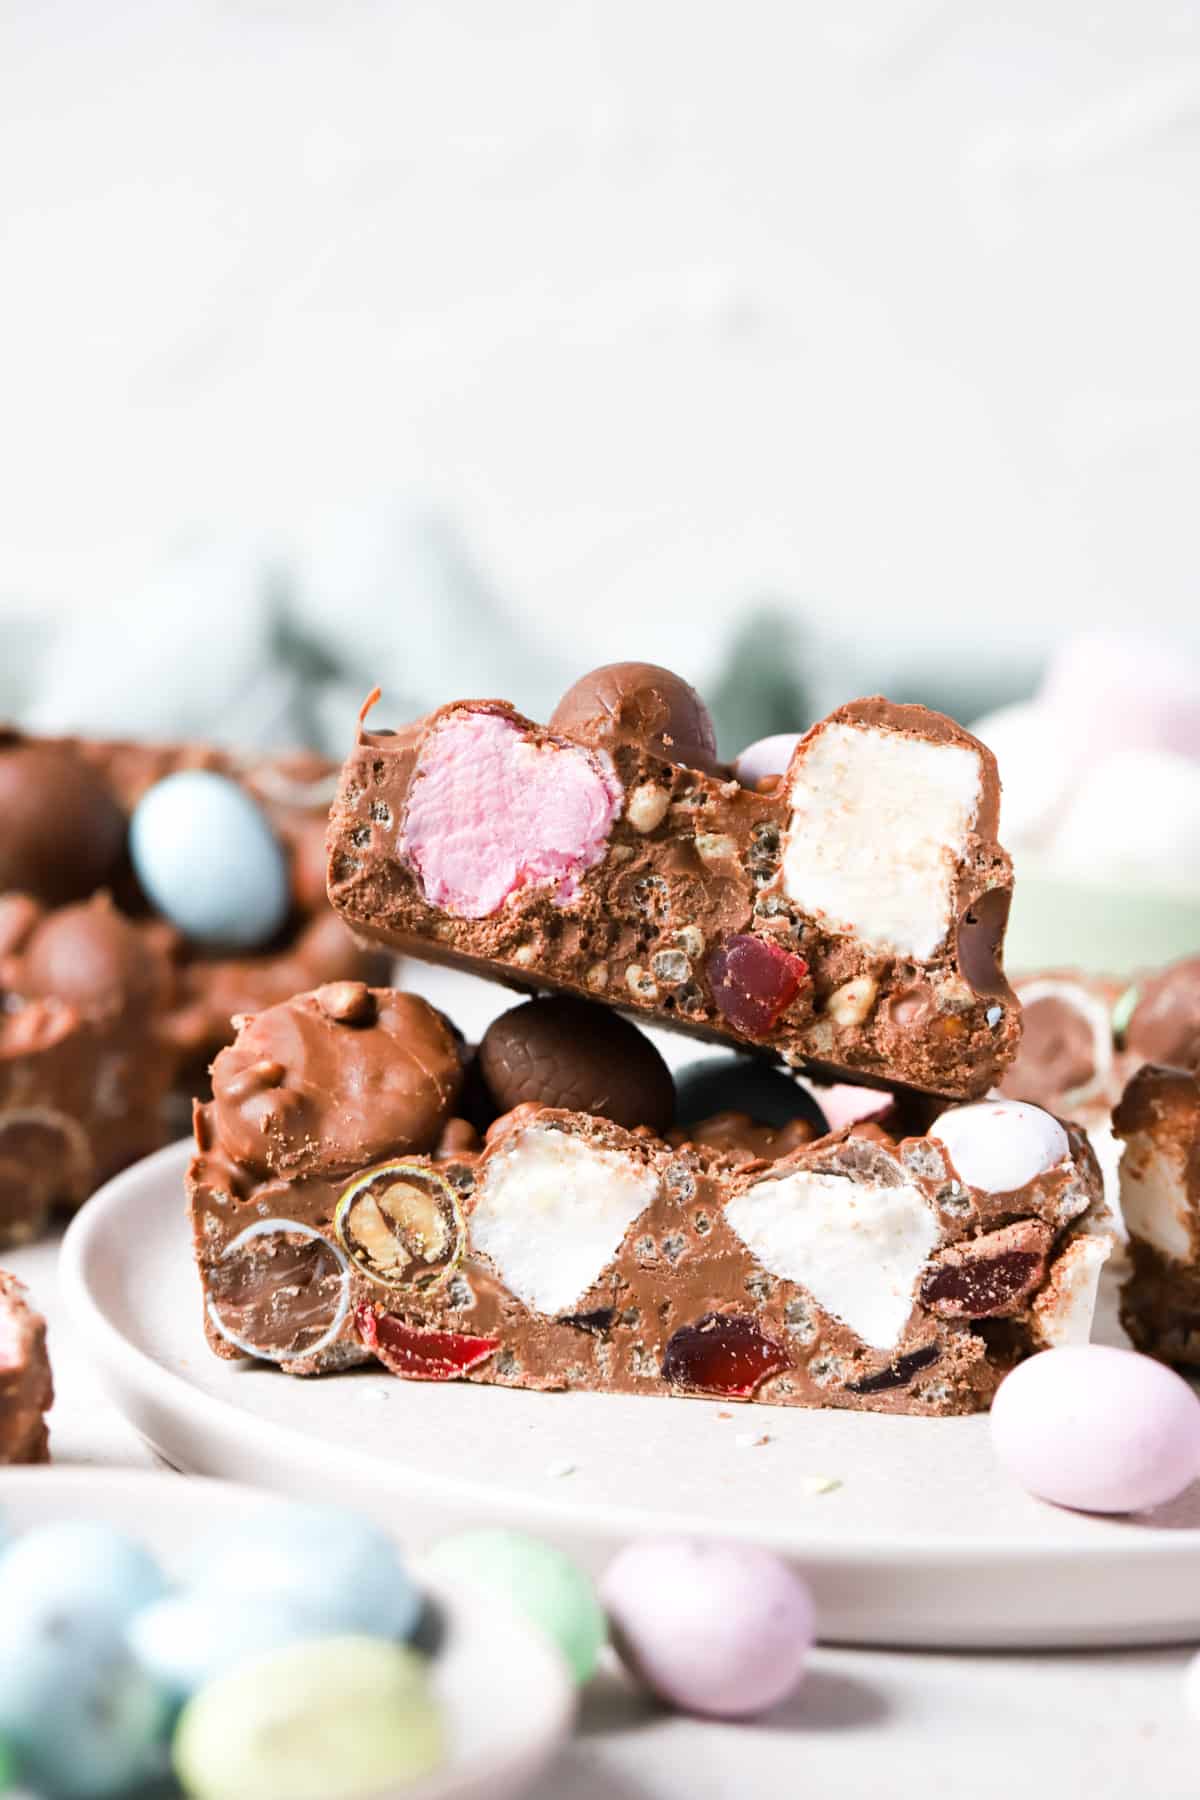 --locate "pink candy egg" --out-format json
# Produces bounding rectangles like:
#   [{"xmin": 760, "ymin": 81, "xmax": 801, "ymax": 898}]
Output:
[
  {"xmin": 991, "ymin": 1345, "xmax": 1200, "ymax": 1514},
  {"xmin": 600, "ymin": 1537, "xmax": 814, "ymax": 1719},
  {"xmin": 733, "ymin": 733, "xmax": 802, "ymax": 789}
]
